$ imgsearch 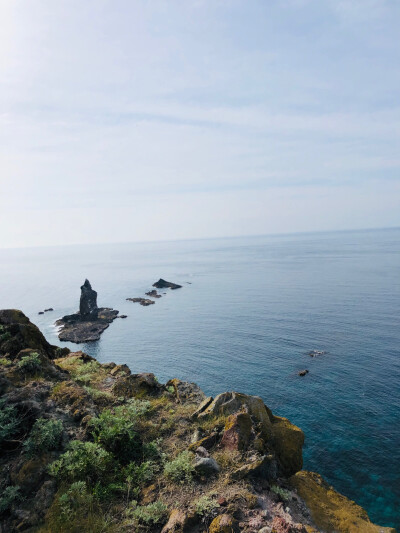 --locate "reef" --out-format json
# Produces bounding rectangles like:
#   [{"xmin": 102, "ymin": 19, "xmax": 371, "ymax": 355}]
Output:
[
  {"xmin": 55, "ymin": 280, "xmax": 119, "ymax": 343},
  {"xmin": 0, "ymin": 310, "xmax": 395, "ymax": 533}
]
